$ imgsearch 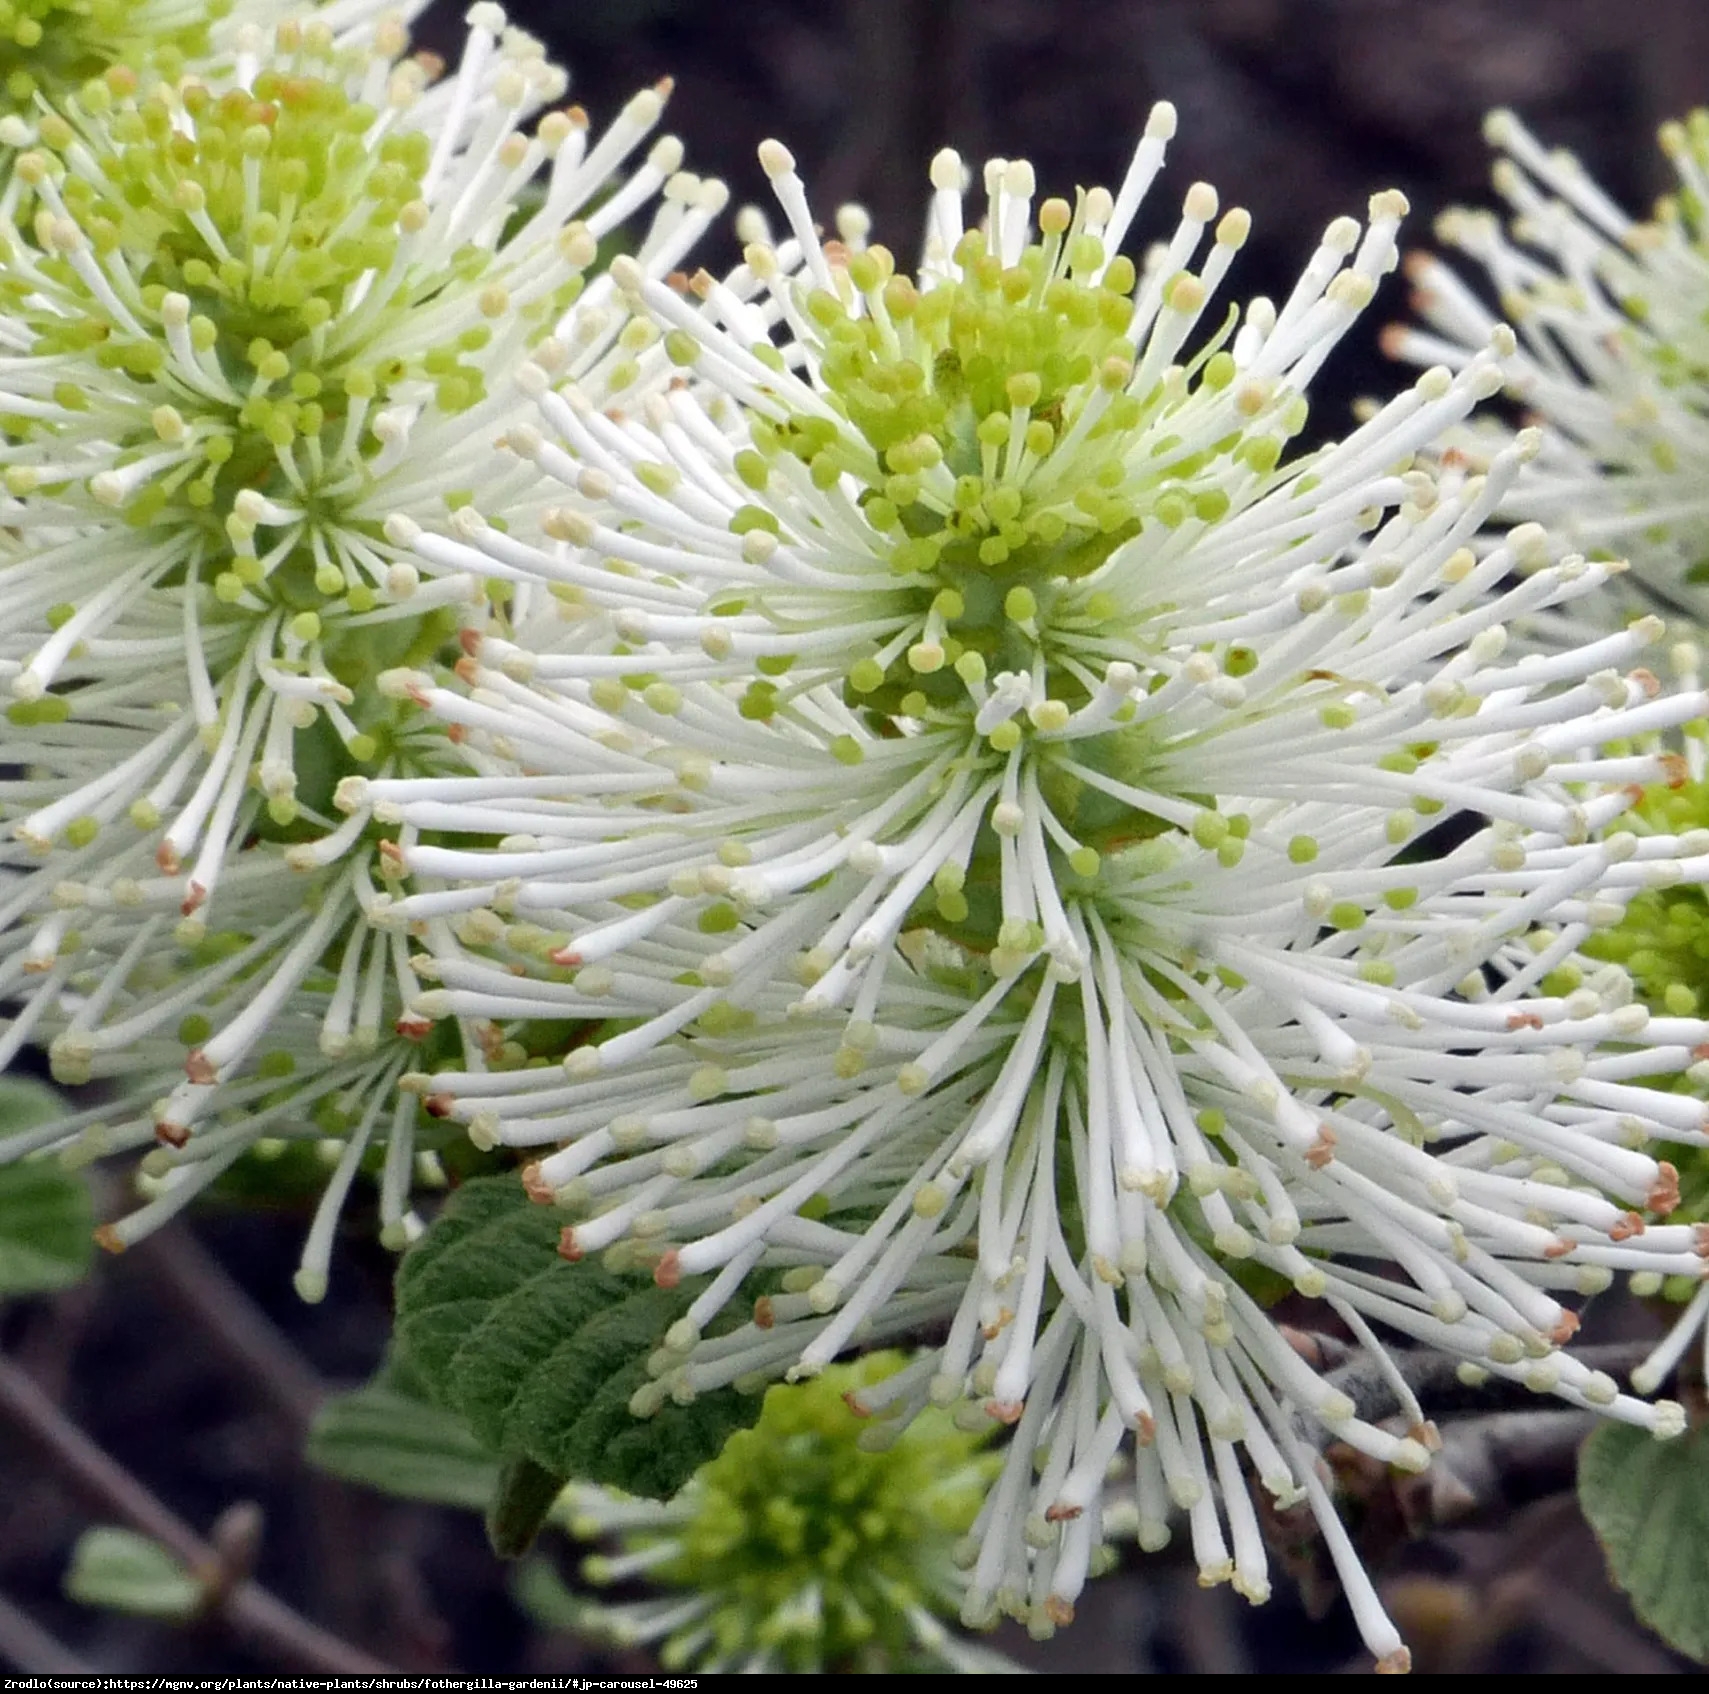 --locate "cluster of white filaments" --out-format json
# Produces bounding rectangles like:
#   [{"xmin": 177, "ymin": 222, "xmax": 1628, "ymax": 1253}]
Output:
[
  {"xmin": 1395, "ymin": 109, "xmax": 1709, "ymax": 1457},
  {"xmin": 357, "ymin": 113, "xmax": 1709, "ymax": 1666},
  {"xmin": 1391, "ymin": 107, "xmax": 1709, "ymax": 615},
  {"xmin": 0, "ymin": 3, "xmax": 725, "ymax": 1285}
]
